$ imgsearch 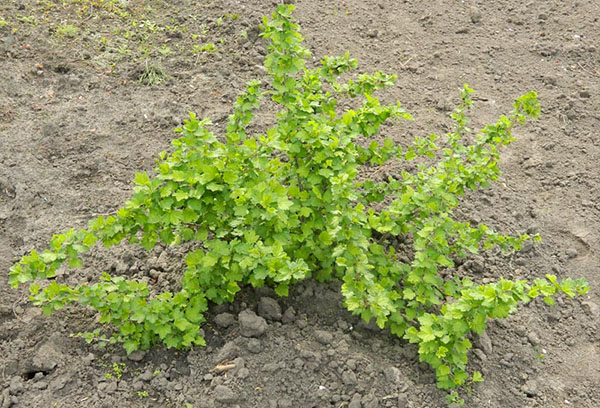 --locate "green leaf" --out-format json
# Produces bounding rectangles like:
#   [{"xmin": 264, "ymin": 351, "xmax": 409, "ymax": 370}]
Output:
[
  {"xmin": 472, "ymin": 371, "xmax": 483, "ymax": 383},
  {"xmin": 134, "ymin": 172, "xmax": 150, "ymax": 186},
  {"xmin": 123, "ymin": 340, "xmax": 139, "ymax": 355}
]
